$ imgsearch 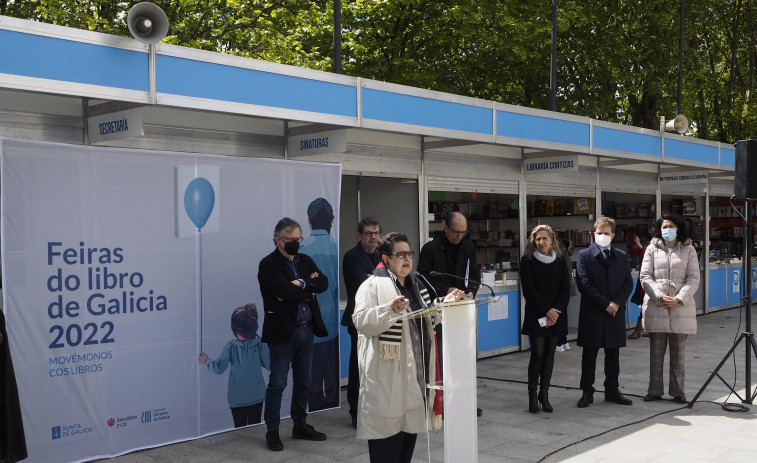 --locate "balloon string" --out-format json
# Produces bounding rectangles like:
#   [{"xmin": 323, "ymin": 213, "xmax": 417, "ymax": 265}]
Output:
[{"xmin": 199, "ymin": 228, "xmax": 203, "ymax": 353}]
